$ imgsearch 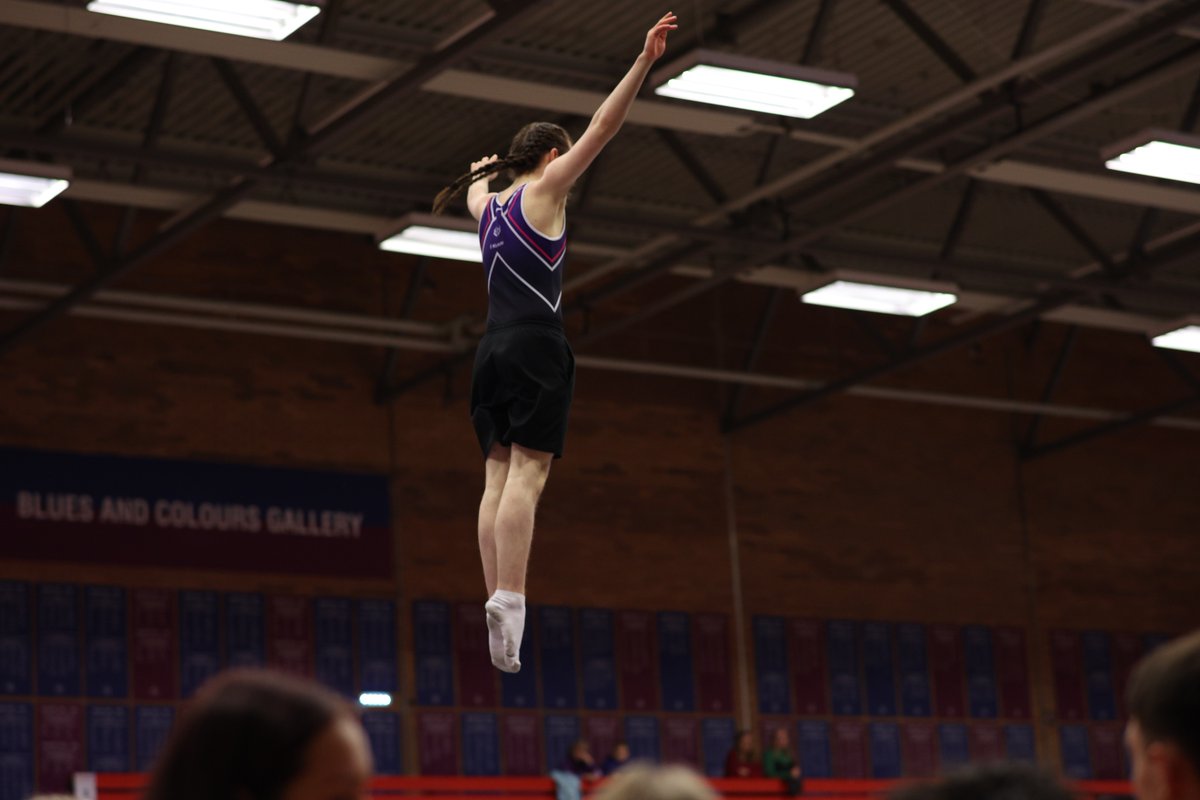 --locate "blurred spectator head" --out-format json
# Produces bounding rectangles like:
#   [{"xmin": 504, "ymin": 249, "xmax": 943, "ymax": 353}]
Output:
[
  {"xmin": 593, "ymin": 764, "xmax": 718, "ymax": 800},
  {"xmin": 1127, "ymin": 629, "xmax": 1200, "ymax": 800},
  {"xmin": 888, "ymin": 764, "xmax": 1073, "ymax": 800}
]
